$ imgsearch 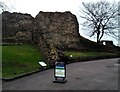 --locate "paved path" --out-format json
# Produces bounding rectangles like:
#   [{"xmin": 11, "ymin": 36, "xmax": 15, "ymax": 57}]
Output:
[{"xmin": 2, "ymin": 58, "xmax": 119, "ymax": 90}]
